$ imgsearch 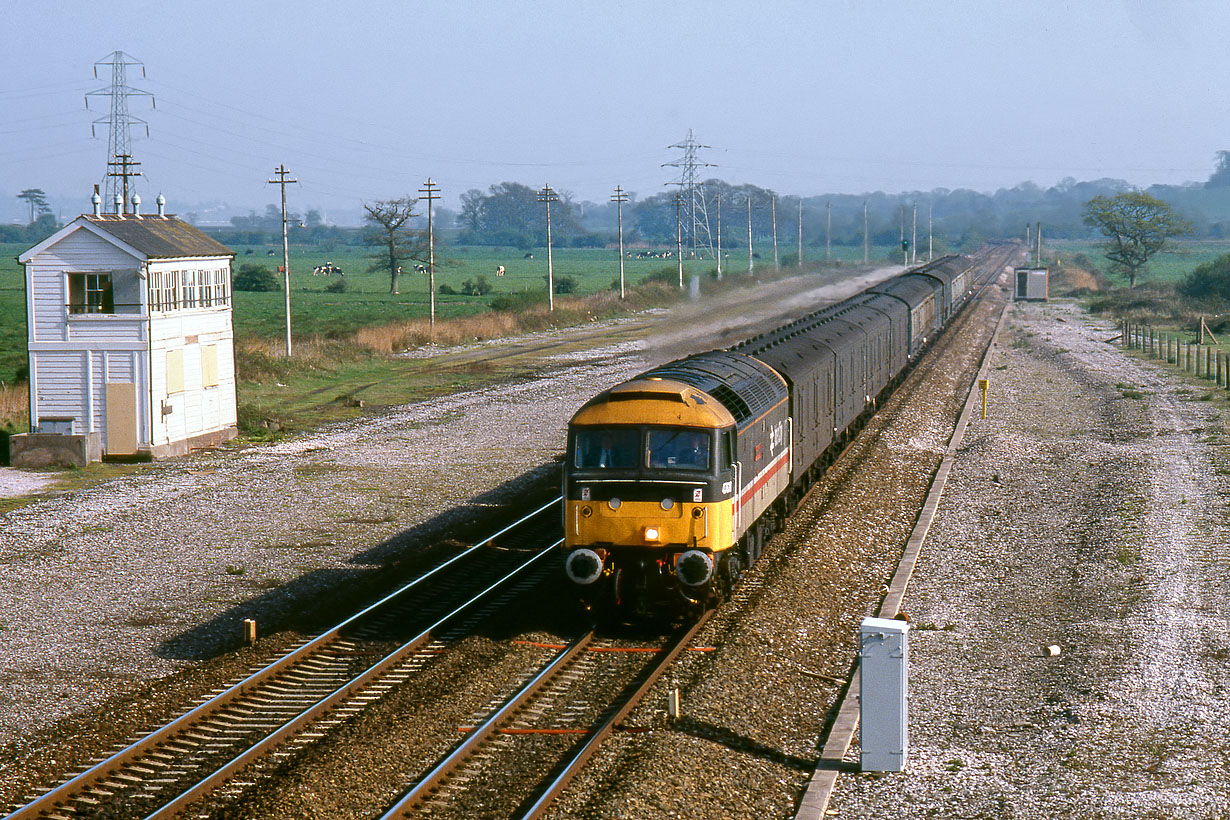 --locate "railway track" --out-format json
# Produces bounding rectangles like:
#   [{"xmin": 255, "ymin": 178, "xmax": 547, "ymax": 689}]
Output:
[
  {"xmin": 4, "ymin": 500, "xmax": 563, "ymax": 820},
  {"xmin": 380, "ymin": 614, "xmax": 711, "ymax": 819}
]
